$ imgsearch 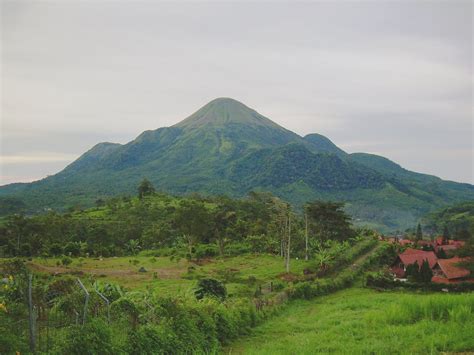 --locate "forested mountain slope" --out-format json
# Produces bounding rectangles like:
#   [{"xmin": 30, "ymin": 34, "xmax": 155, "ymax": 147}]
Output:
[{"xmin": 1, "ymin": 98, "xmax": 473, "ymax": 232}]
